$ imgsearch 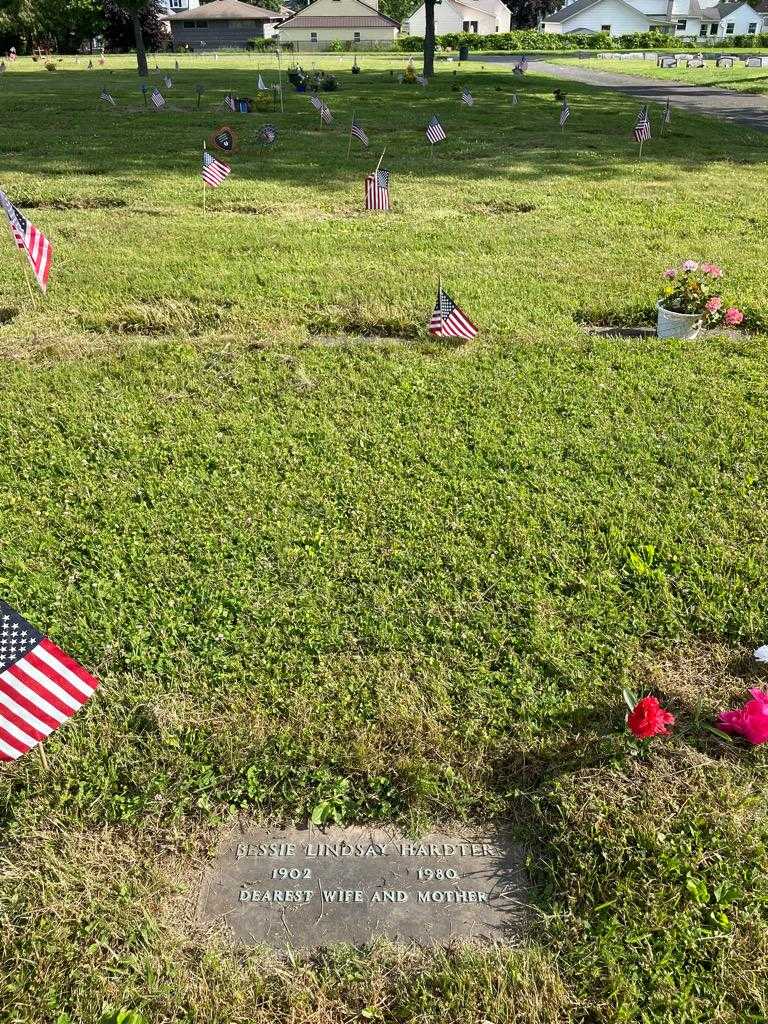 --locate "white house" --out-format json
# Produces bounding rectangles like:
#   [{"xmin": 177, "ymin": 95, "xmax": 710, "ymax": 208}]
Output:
[
  {"xmin": 540, "ymin": 0, "xmax": 765, "ymax": 38},
  {"xmin": 158, "ymin": 0, "xmax": 201, "ymax": 14},
  {"xmin": 277, "ymin": 0, "xmax": 400, "ymax": 47},
  {"xmin": 403, "ymin": 0, "xmax": 511, "ymax": 36}
]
